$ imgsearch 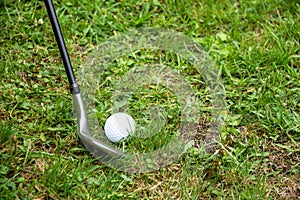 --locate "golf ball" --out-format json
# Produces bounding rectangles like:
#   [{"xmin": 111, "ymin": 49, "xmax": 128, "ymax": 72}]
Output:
[{"xmin": 104, "ymin": 112, "xmax": 135, "ymax": 143}]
